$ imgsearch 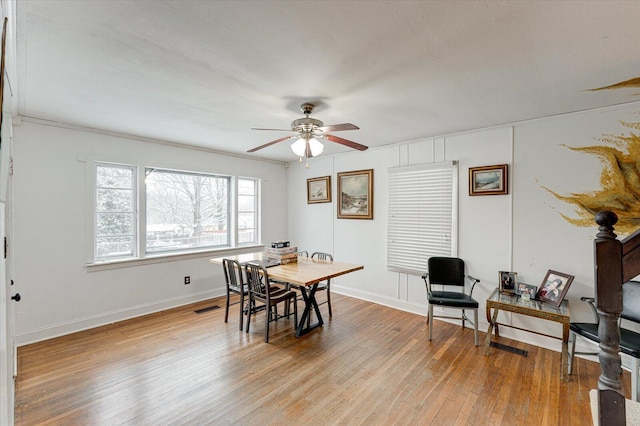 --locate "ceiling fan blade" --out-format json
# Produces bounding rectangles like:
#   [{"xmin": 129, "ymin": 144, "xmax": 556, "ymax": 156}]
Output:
[
  {"xmin": 251, "ymin": 127, "xmax": 293, "ymax": 132},
  {"xmin": 319, "ymin": 123, "xmax": 359, "ymax": 132},
  {"xmin": 325, "ymin": 134, "xmax": 368, "ymax": 151},
  {"xmin": 247, "ymin": 136, "xmax": 294, "ymax": 153}
]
